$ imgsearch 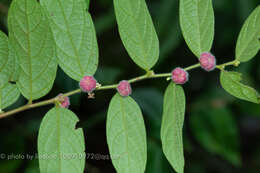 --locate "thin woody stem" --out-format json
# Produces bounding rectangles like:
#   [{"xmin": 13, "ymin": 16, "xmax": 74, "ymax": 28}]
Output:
[
  {"xmin": 0, "ymin": 60, "xmax": 237, "ymax": 119},
  {"xmin": 216, "ymin": 60, "xmax": 240, "ymax": 70}
]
